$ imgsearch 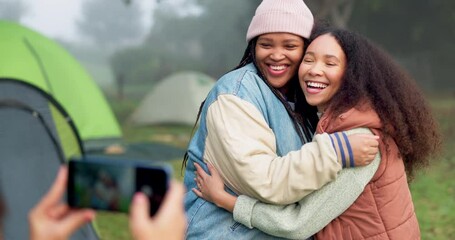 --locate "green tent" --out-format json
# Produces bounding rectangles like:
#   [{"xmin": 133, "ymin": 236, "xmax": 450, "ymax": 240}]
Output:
[{"xmin": 0, "ymin": 20, "xmax": 121, "ymax": 149}]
